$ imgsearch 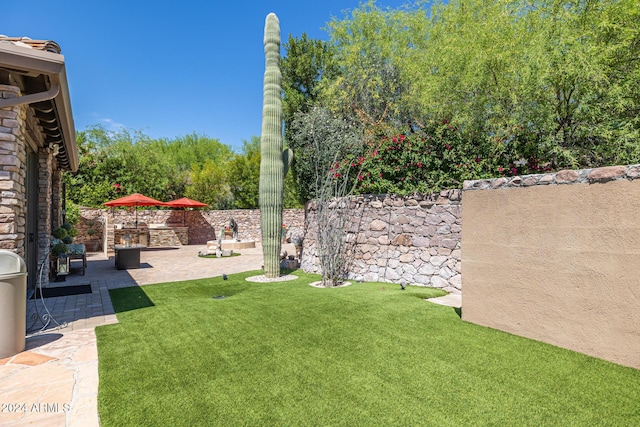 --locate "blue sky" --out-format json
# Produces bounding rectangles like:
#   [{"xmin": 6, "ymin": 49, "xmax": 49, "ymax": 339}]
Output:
[{"xmin": 4, "ymin": 0, "xmax": 413, "ymax": 151}]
